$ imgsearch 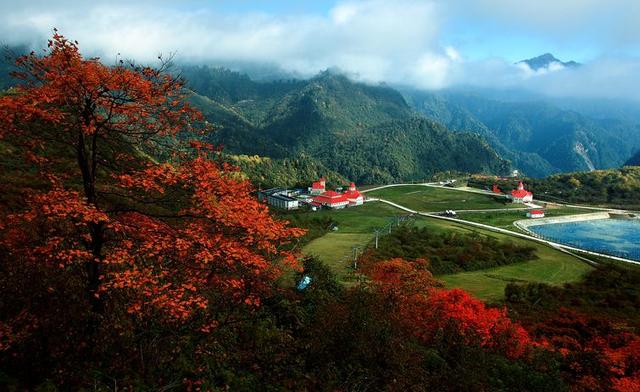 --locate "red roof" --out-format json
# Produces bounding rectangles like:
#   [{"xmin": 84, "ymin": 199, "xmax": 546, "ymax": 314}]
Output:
[
  {"xmin": 321, "ymin": 190, "xmax": 341, "ymax": 197},
  {"xmin": 511, "ymin": 189, "xmax": 532, "ymax": 198},
  {"xmin": 312, "ymin": 177, "xmax": 327, "ymax": 189},
  {"xmin": 313, "ymin": 191, "xmax": 348, "ymax": 205},
  {"xmin": 511, "ymin": 182, "xmax": 532, "ymax": 198},
  {"xmin": 344, "ymin": 189, "xmax": 362, "ymax": 199},
  {"xmin": 530, "ymin": 210, "xmax": 544, "ymax": 214}
]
